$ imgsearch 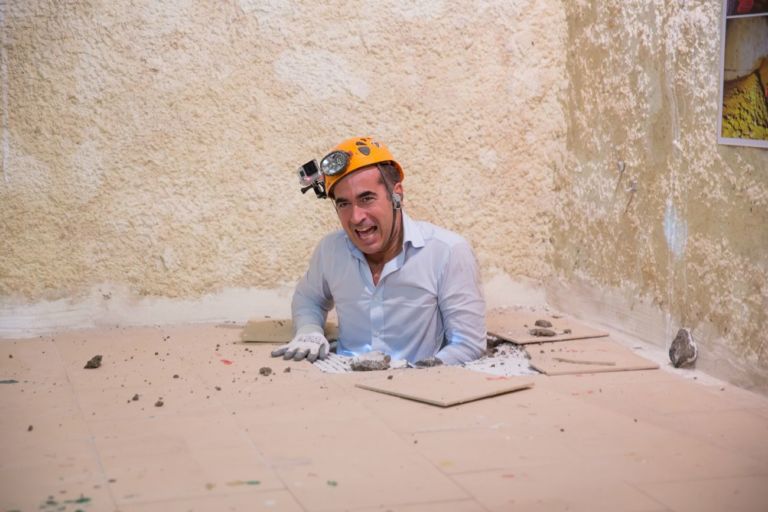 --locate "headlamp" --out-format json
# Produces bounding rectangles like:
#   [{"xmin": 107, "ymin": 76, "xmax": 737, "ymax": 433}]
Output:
[{"xmin": 320, "ymin": 151, "xmax": 349, "ymax": 176}]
